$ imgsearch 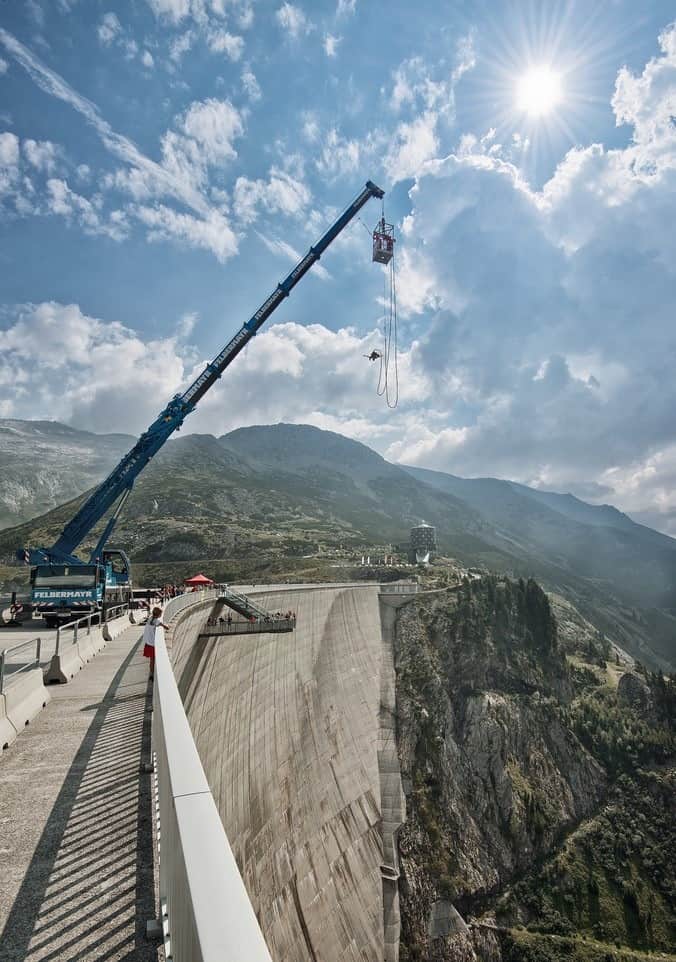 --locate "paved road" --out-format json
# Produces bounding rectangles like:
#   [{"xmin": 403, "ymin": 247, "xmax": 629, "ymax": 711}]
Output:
[
  {"xmin": 0, "ymin": 621, "xmax": 57, "ymax": 680},
  {"xmin": 0, "ymin": 624, "xmax": 162, "ymax": 962}
]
